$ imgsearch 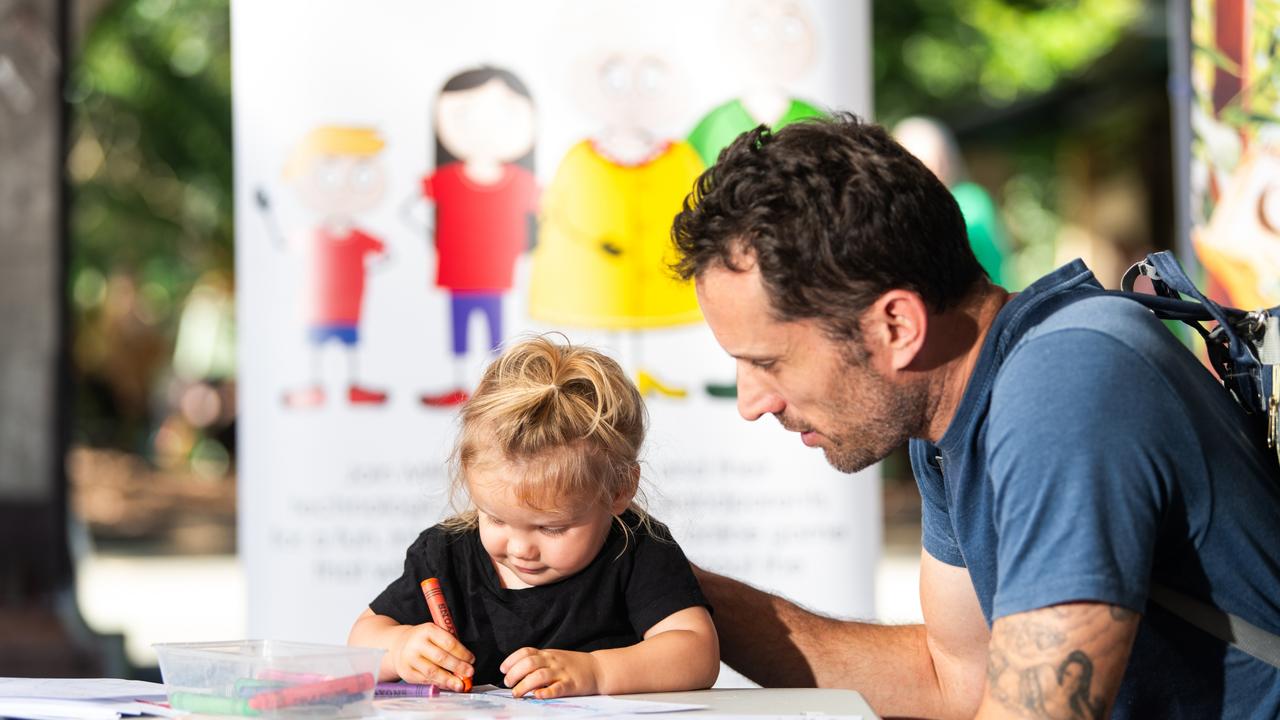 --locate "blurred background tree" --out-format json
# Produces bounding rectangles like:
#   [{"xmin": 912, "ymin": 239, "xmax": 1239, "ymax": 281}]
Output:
[
  {"xmin": 875, "ymin": 0, "xmax": 1144, "ymax": 121},
  {"xmin": 67, "ymin": 0, "xmax": 235, "ymax": 552},
  {"xmin": 875, "ymin": 0, "xmax": 1171, "ymax": 294}
]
